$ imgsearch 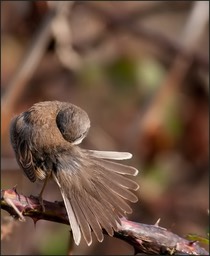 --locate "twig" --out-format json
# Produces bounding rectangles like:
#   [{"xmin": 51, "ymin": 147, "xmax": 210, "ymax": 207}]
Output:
[
  {"xmin": 1, "ymin": 188, "xmax": 208, "ymax": 255},
  {"xmin": 3, "ymin": 197, "xmax": 25, "ymax": 222}
]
